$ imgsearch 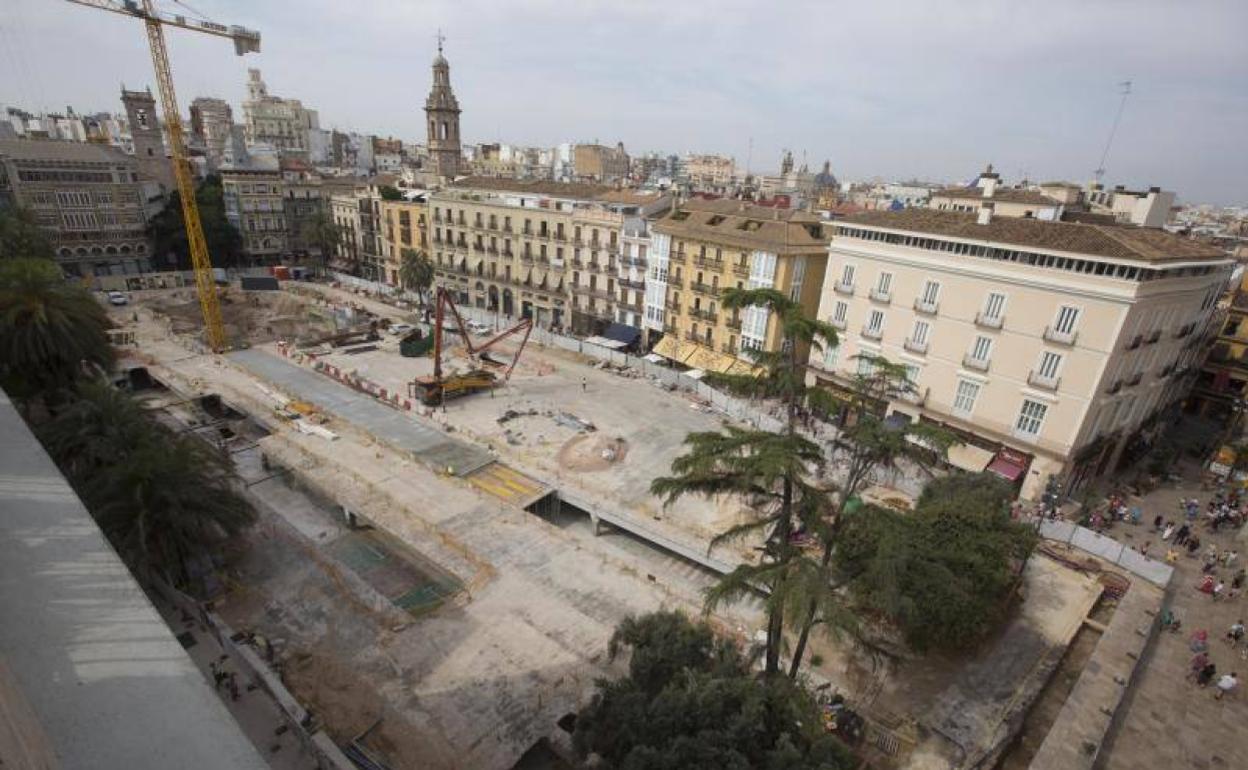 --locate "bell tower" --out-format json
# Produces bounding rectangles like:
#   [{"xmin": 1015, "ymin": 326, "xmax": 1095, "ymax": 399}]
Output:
[
  {"xmin": 424, "ymin": 32, "xmax": 462, "ymax": 179},
  {"xmin": 121, "ymin": 85, "xmax": 174, "ymax": 192}
]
